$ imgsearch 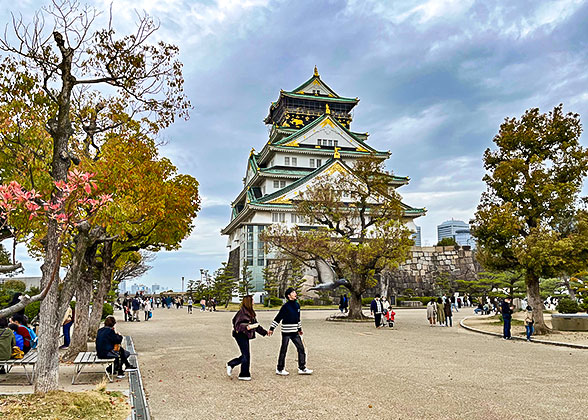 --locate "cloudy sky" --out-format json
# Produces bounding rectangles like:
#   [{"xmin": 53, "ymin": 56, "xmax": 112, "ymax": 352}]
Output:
[{"xmin": 2, "ymin": 0, "xmax": 588, "ymax": 291}]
